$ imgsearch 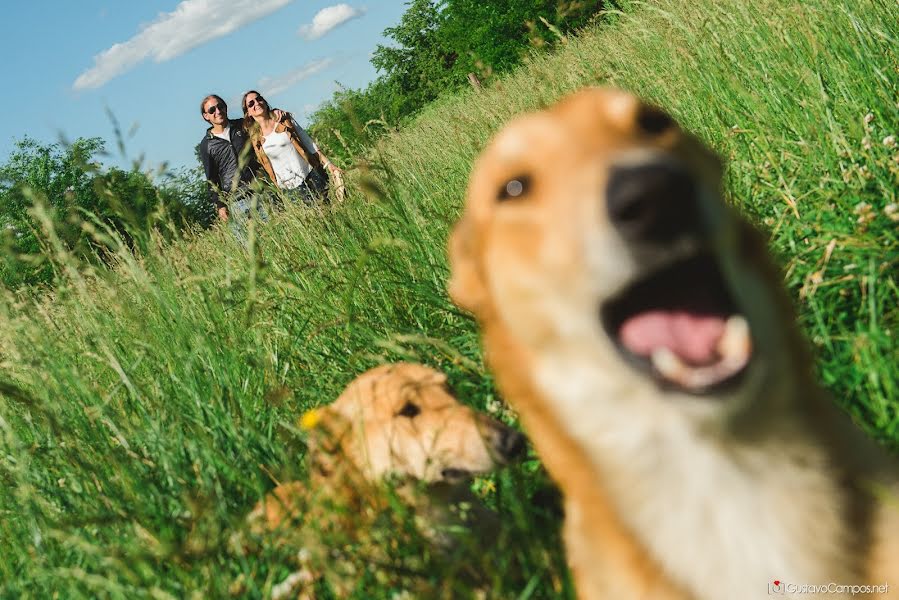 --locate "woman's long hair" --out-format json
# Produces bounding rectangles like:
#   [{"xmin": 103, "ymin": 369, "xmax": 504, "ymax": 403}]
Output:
[{"xmin": 241, "ymin": 90, "xmax": 269, "ymax": 146}]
